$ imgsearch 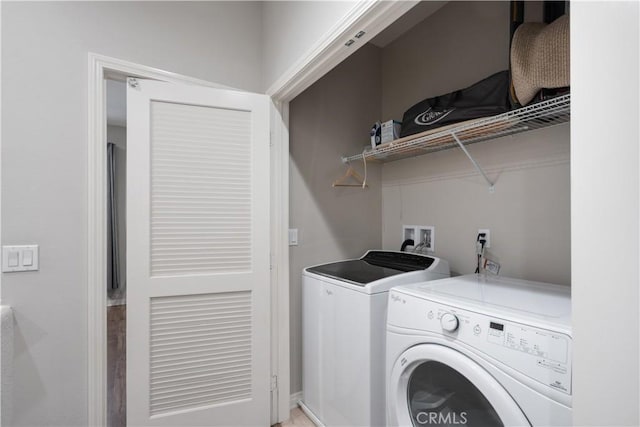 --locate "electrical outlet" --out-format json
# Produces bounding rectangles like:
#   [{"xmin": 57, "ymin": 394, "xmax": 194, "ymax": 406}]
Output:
[{"xmin": 478, "ymin": 229, "xmax": 490, "ymax": 248}]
